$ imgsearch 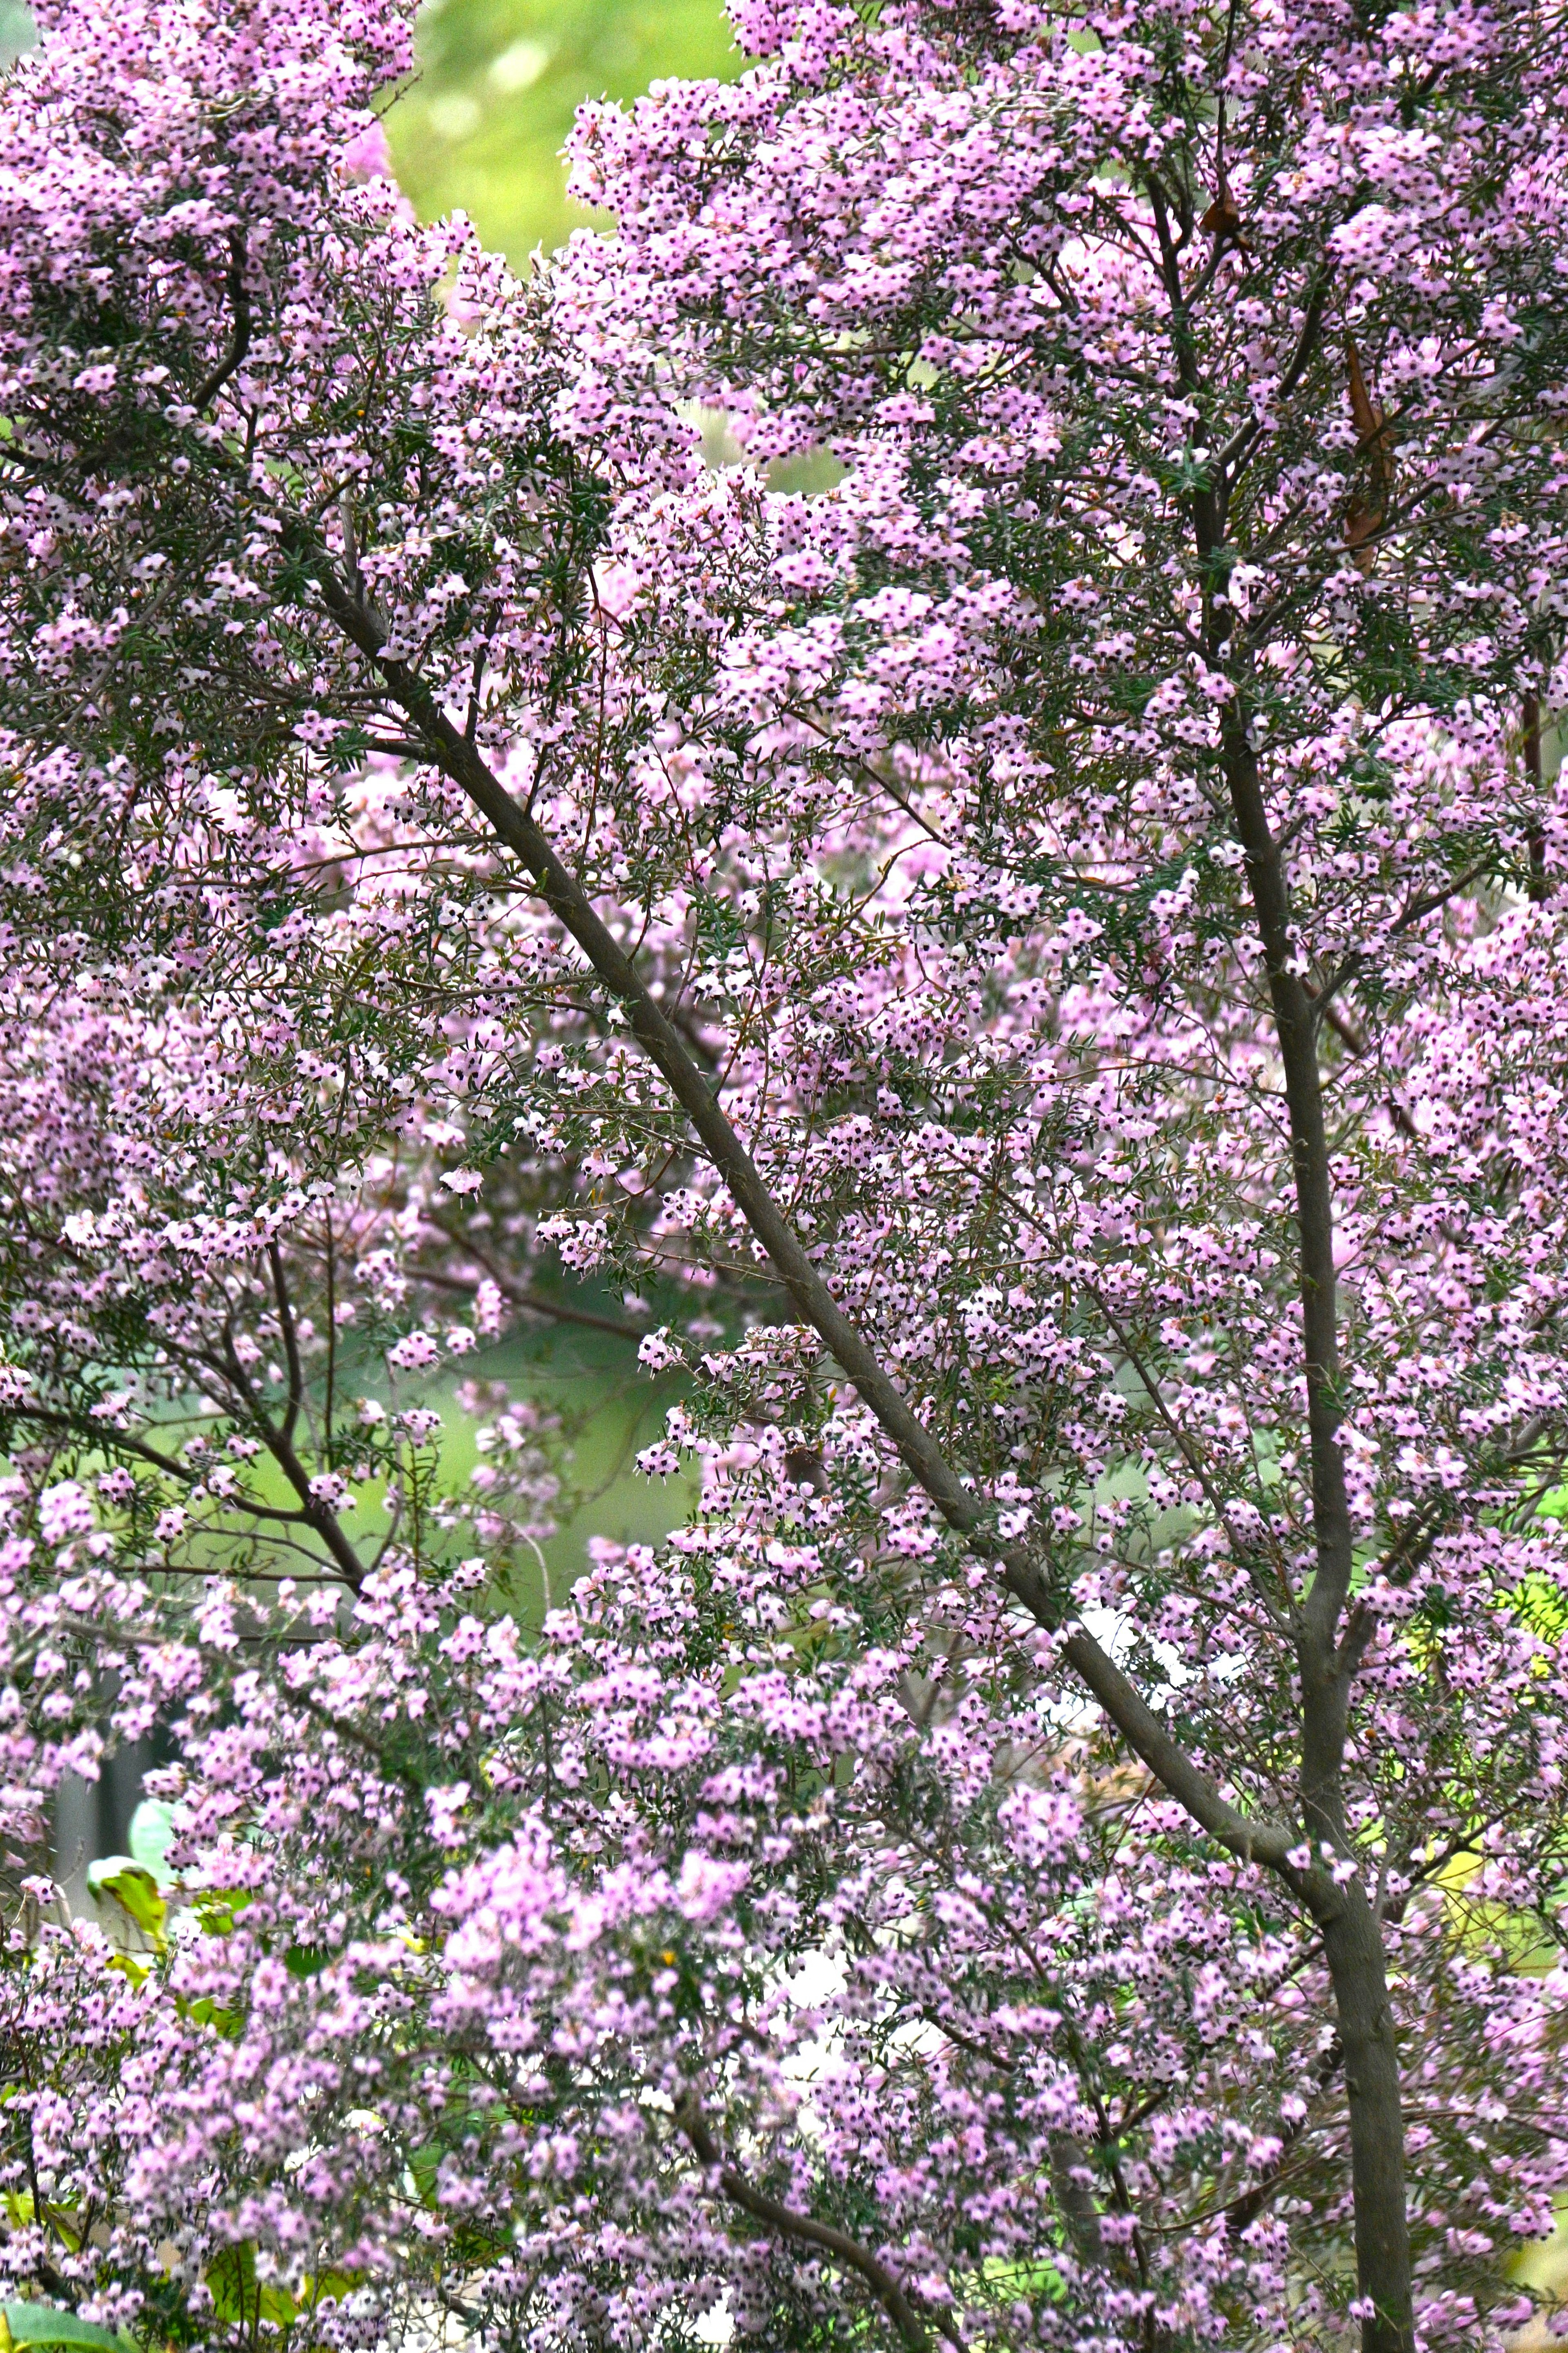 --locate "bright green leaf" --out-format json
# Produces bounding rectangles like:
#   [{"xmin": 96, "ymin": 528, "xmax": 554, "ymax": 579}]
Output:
[{"xmin": 0, "ymin": 2304, "xmax": 123, "ymax": 2351}]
